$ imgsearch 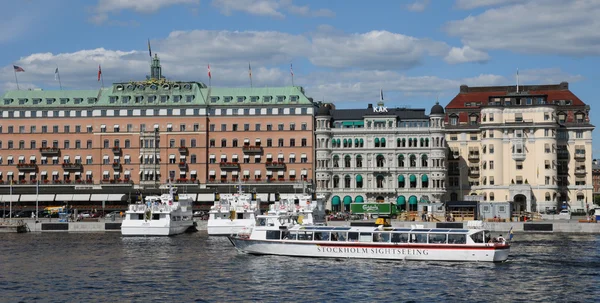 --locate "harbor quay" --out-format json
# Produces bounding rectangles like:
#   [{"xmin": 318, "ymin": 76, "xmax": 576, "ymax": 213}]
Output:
[{"xmin": 4, "ymin": 217, "xmax": 600, "ymax": 234}]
